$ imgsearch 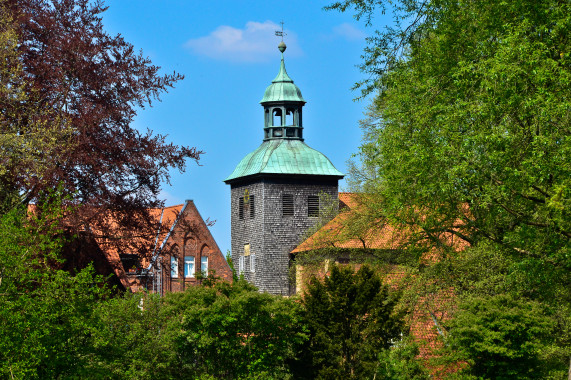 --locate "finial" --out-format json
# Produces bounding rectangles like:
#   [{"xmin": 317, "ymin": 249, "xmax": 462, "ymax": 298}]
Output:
[
  {"xmin": 275, "ymin": 21, "xmax": 287, "ymax": 53},
  {"xmin": 274, "ymin": 21, "xmax": 286, "ymax": 41}
]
